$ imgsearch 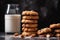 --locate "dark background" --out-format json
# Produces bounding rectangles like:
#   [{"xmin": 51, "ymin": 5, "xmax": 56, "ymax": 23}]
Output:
[{"xmin": 0, "ymin": 0, "xmax": 60, "ymax": 32}]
